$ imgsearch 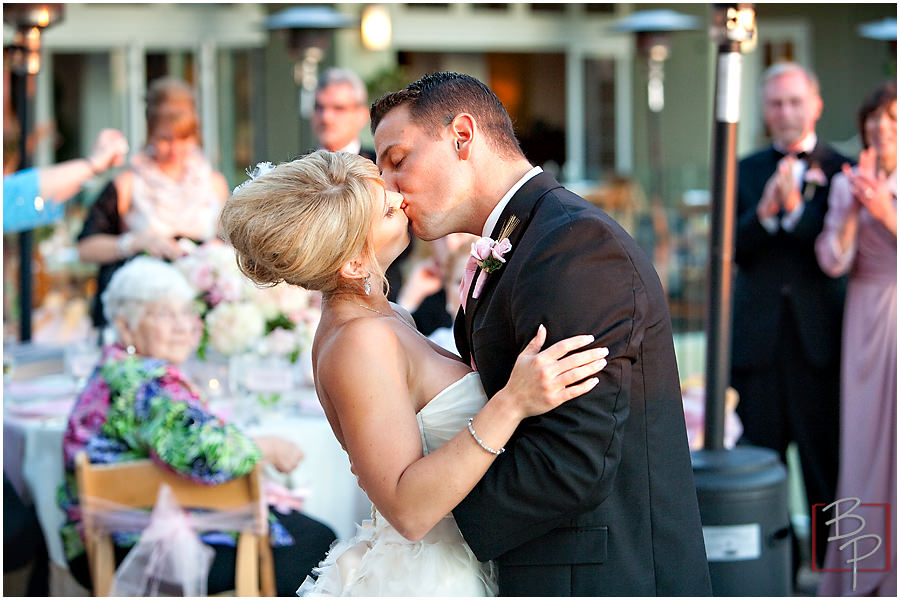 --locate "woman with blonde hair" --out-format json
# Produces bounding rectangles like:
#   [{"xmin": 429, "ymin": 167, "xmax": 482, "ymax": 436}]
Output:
[
  {"xmin": 77, "ymin": 77, "xmax": 230, "ymax": 329},
  {"xmin": 220, "ymin": 150, "xmax": 608, "ymax": 596}
]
